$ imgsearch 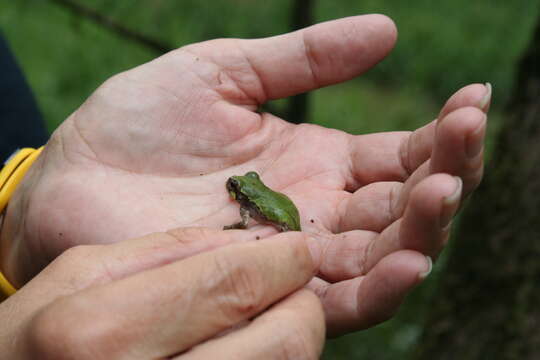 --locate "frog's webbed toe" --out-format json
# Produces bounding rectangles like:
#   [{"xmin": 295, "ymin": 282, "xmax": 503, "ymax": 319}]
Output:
[
  {"xmin": 224, "ymin": 206, "xmax": 251, "ymax": 230},
  {"xmin": 277, "ymin": 224, "xmax": 290, "ymax": 232}
]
